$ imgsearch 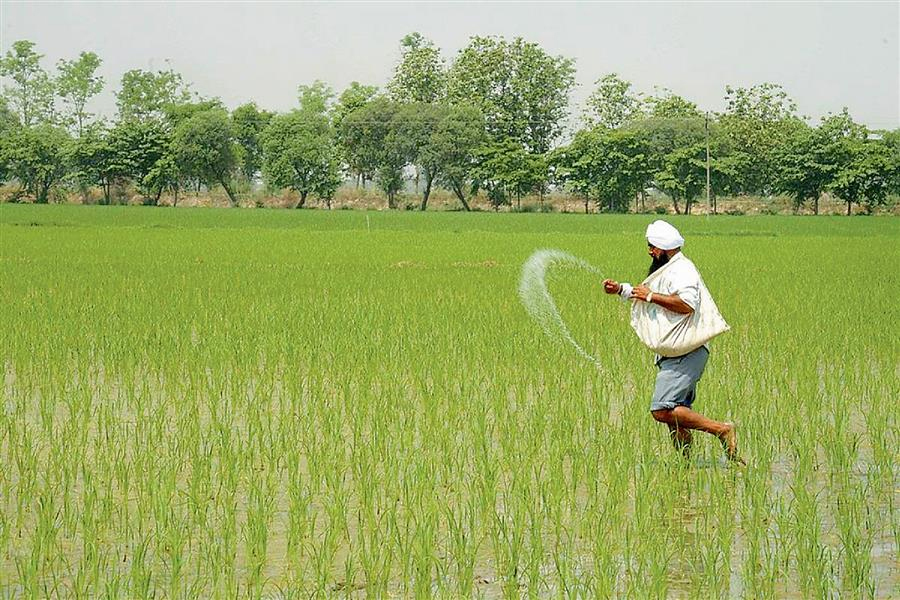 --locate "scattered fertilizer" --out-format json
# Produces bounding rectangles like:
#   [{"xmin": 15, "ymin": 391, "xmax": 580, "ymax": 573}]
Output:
[{"xmin": 518, "ymin": 249, "xmax": 603, "ymax": 366}]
